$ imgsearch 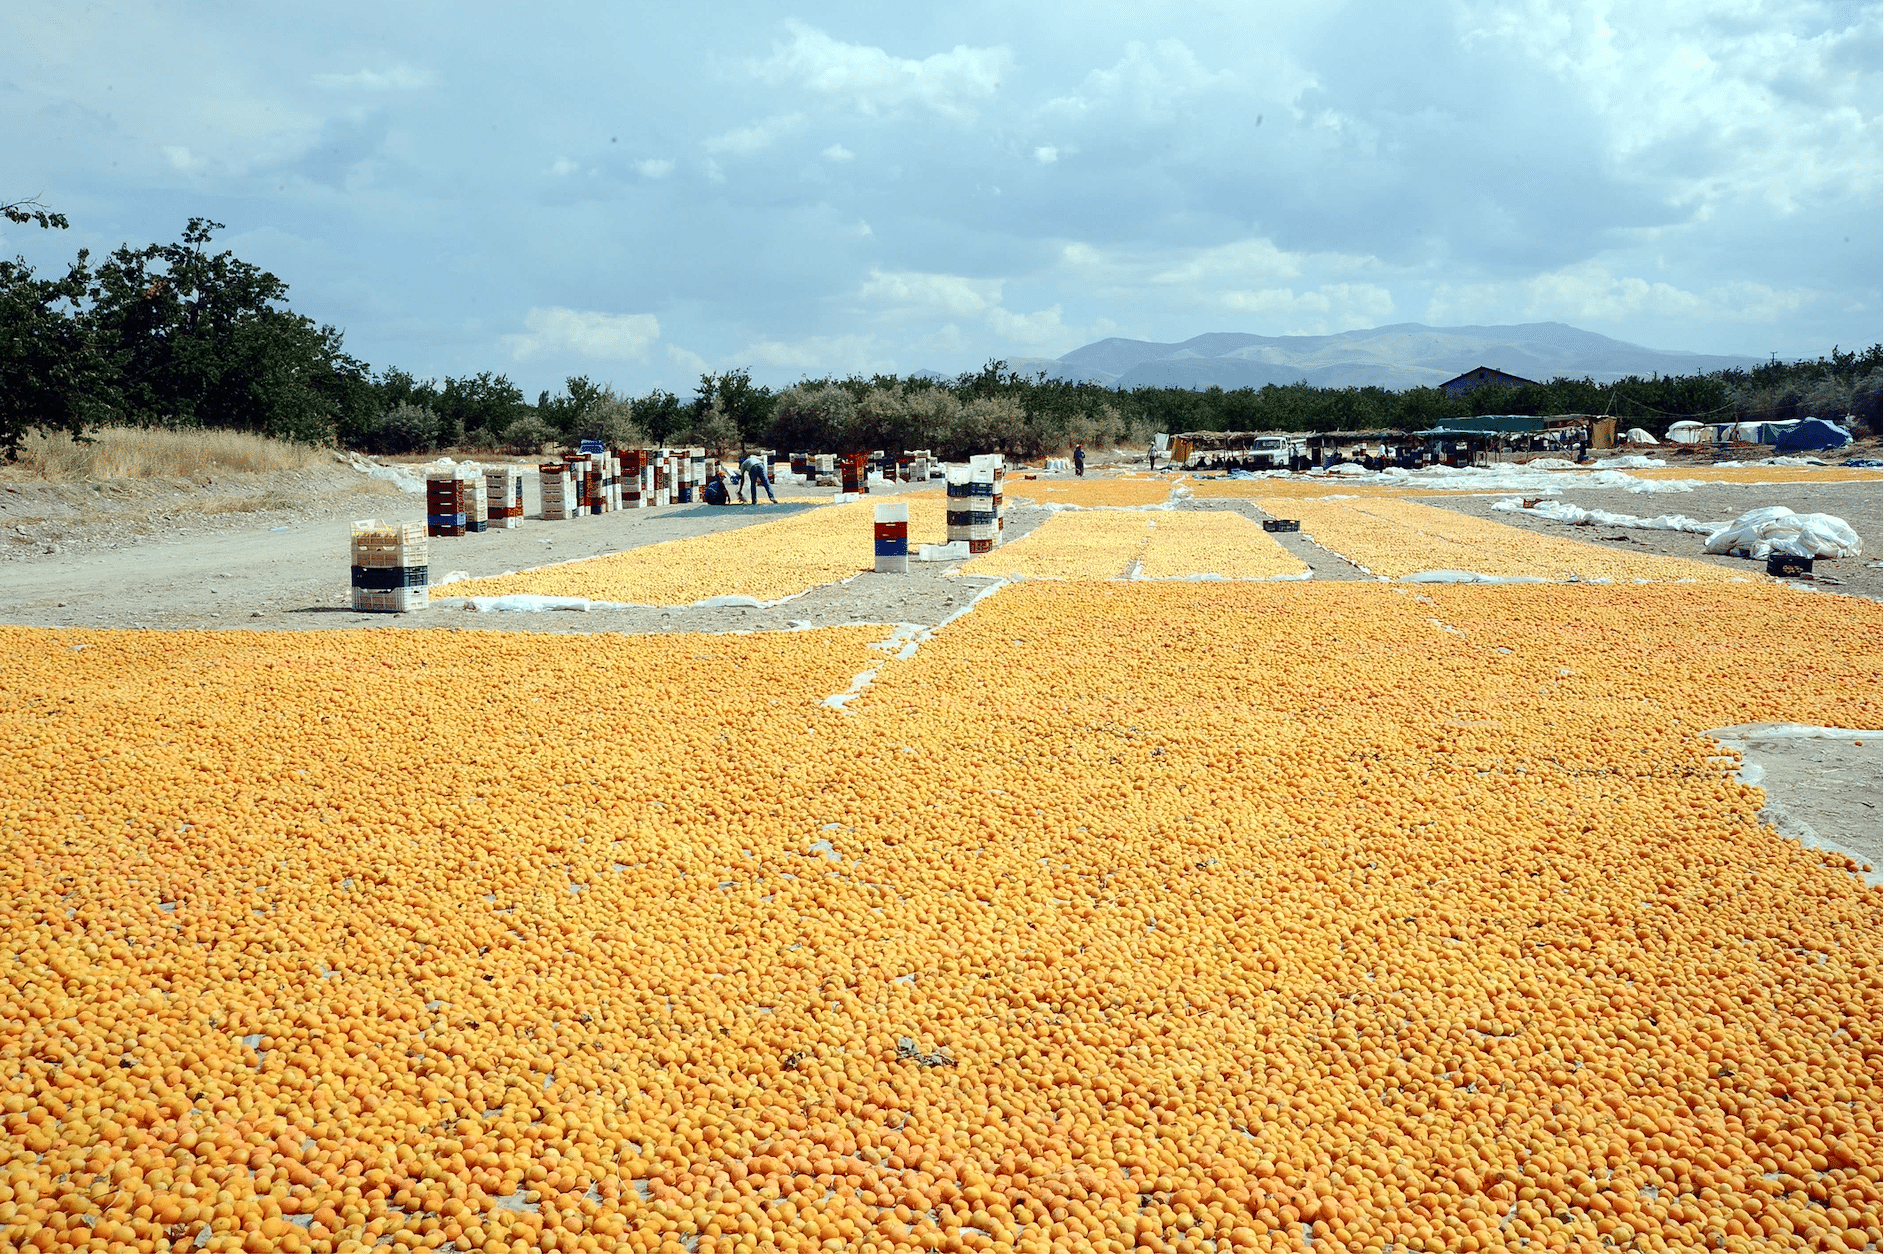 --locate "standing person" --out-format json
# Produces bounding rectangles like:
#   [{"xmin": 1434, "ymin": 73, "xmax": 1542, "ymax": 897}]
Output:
[
  {"xmin": 739, "ymin": 451, "xmax": 776, "ymax": 504},
  {"xmin": 1147, "ymin": 444, "xmax": 1158, "ymax": 472},
  {"xmin": 1073, "ymin": 443, "xmax": 1086, "ymax": 476}
]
